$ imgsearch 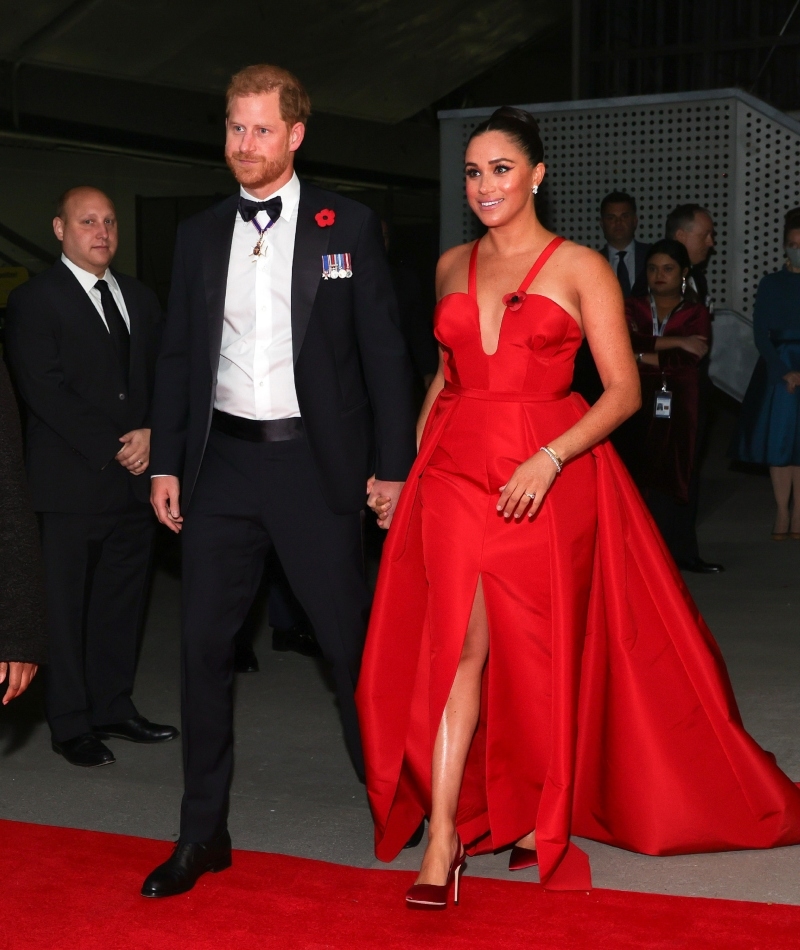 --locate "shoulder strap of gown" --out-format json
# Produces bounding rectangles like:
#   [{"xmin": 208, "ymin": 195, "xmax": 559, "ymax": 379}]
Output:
[
  {"xmin": 518, "ymin": 236, "xmax": 566, "ymax": 292},
  {"xmin": 467, "ymin": 239, "xmax": 481, "ymax": 299}
]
